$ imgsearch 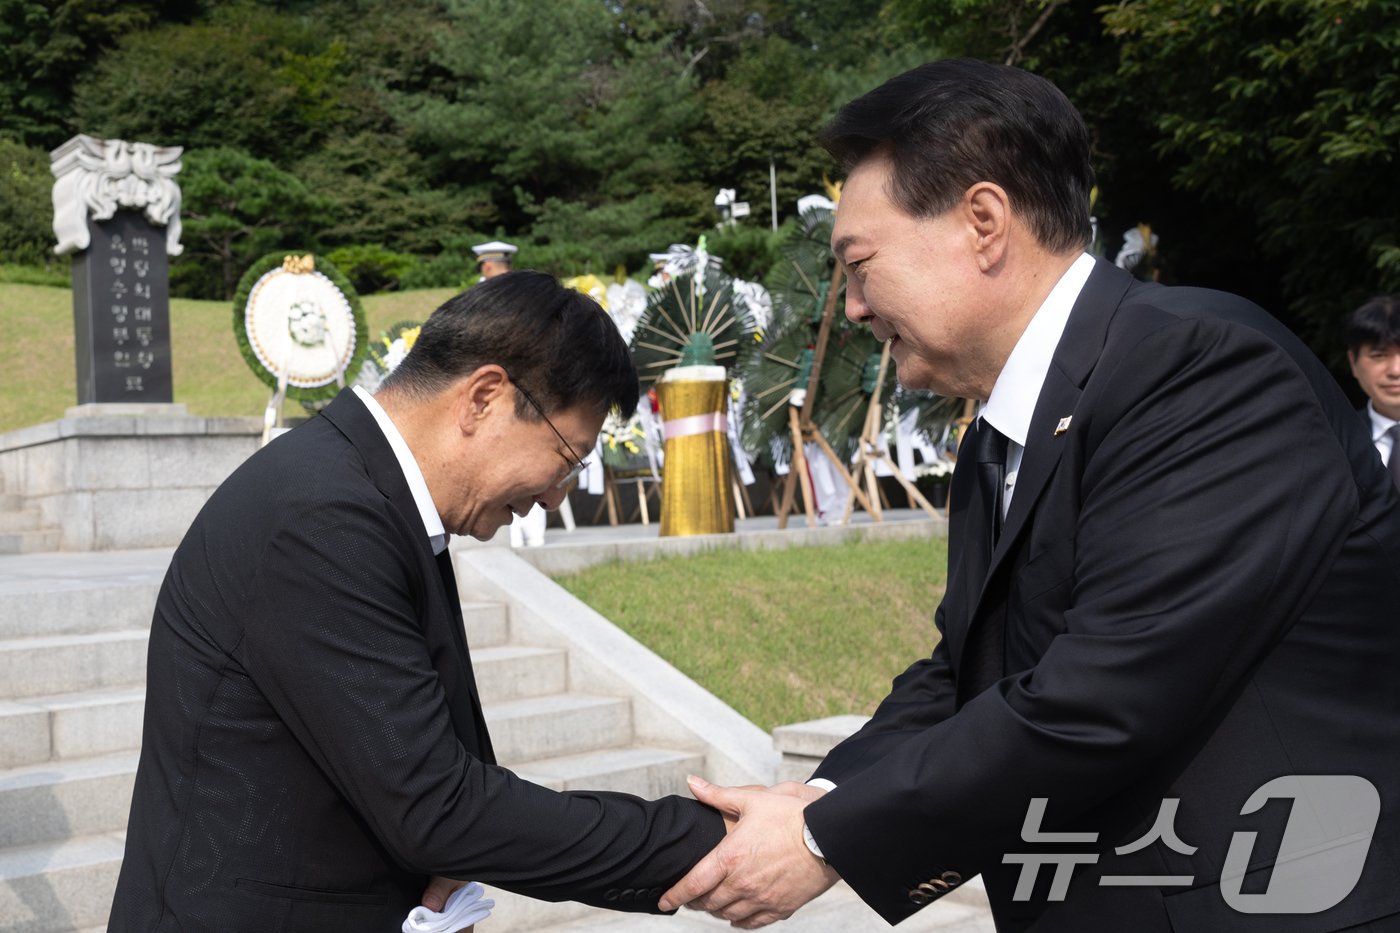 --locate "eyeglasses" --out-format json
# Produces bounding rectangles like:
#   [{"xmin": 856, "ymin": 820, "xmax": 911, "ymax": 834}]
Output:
[{"xmin": 510, "ymin": 376, "xmax": 589, "ymax": 489}]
